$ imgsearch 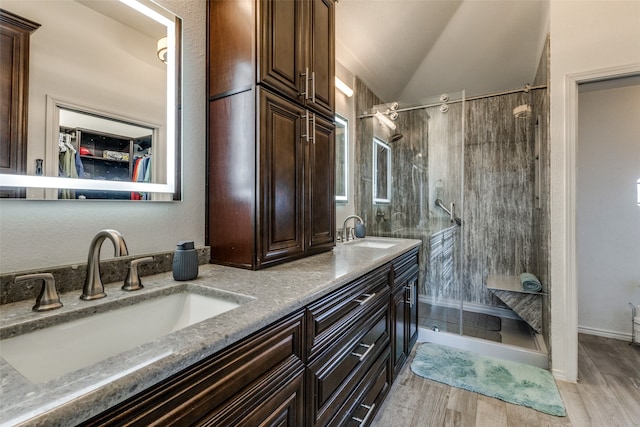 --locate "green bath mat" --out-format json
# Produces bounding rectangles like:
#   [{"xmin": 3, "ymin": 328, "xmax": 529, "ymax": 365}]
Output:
[{"xmin": 411, "ymin": 342, "xmax": 566, "ymax": 417}]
